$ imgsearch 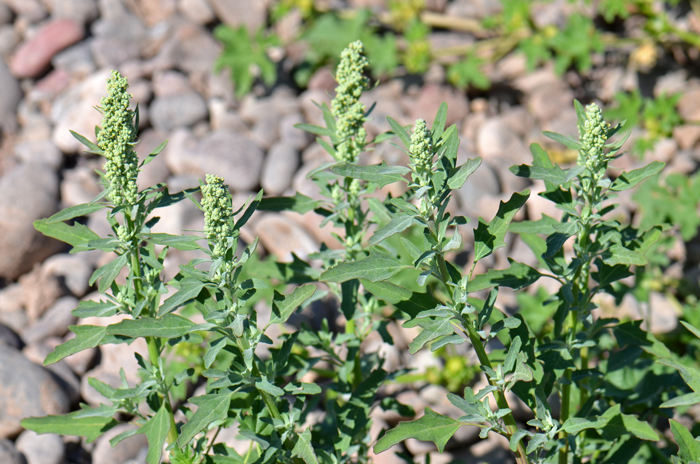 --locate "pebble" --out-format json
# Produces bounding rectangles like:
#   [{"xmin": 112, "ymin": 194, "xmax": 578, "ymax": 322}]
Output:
[
  {"xmin": 527, "ymin": 81, "xmax": 574, "ymax": 123},
  {"xmin": 89, "ymin": 13, "xmax": 147, "ymax": 67},
  {"xmin": 51, "ymin": 42, "xmax": 96, "ymax": 78},
  {"xmin": 406, "ymin": 84, "xmax": 469, "ymax": 126},
  {"xmin": 0, "ymin": 323, "xmax": 22, "ymax": 349},
  {"xmin": 250, "ymin": 114, "xmax": 280, "ymax": 150},
  {"xmin": 0, "ymin": 345, "xmax": 71, "ymax": 438},
  {"xmin": 49, "ymin": 0, "xmax": 99, "ymax": 25},
  {"xmin": 253, "ymin": 213, "xmax": 318, "ymax": 262},
  {"xmin": 678, "ymin": 87, "xmax": 700, "ymax": 123},
  {"xmin": 15, "ymin": 429, "xmax": 65, "ymax": 464},
  {"xmin": 0, "ymin": 438, "xmax": 22, "ymax": 464},
  {"xmin": 2, "ymin": 0, "xmax": 46, "ymax": 23},
  {"xmin": 149, "ymin": 91, "xmax": 208, "ymax": 132},
  {"xmin": 23, "ymin": 340, "xmax": 82, "ymax": 404},
  {"xmin": 674, "ymin": 125, "xmax": 700, "ymax": 150},
  {"xmin": 261, "ymin": 143, "xmax": 300, "ymax": 196},
  {"xmin": 208, "ymin": 0, "xmax": 266, "ymax": 31},
  {"xmin": 0, "ymin": 59, "xmax": 21, "ymax": 131},
  {"xmin": 177, "ymin": 0, "xmax": 215, "ymax": 25},
  {"xmin": 91, "ymin": 423, "xmax": 148, "ymax": 464},
  {"xmin": 14, "ymin": 139, "xmax": 63, "ymax": 169},
  {"xmin": 476, "ymin": 116, "xmax": 528, "ymax": 163},
  {"xmin": 10, "ymin": 19, "xmax": 85, "ymax": 78},
  {"xmin": 147, "ymin": 22, "xmax": 221, "ymax": 75},
  {"xmin": 278, "ymin": 113, "xmax": 312, "ymax": 150},
  {"xmin": 0, "ymin": 25, "xmax": 19, "ymax": 57},
  {"xmin": 23, "ymin": 296, "xmax": 78, "ymax": 345},
  {"xmin": 42, "ymin": 252, "xmax": 93, "ymax": 297},
  {"xmin": 0, "ymin": 163, "xmax": 60, "ymax": 280}
]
